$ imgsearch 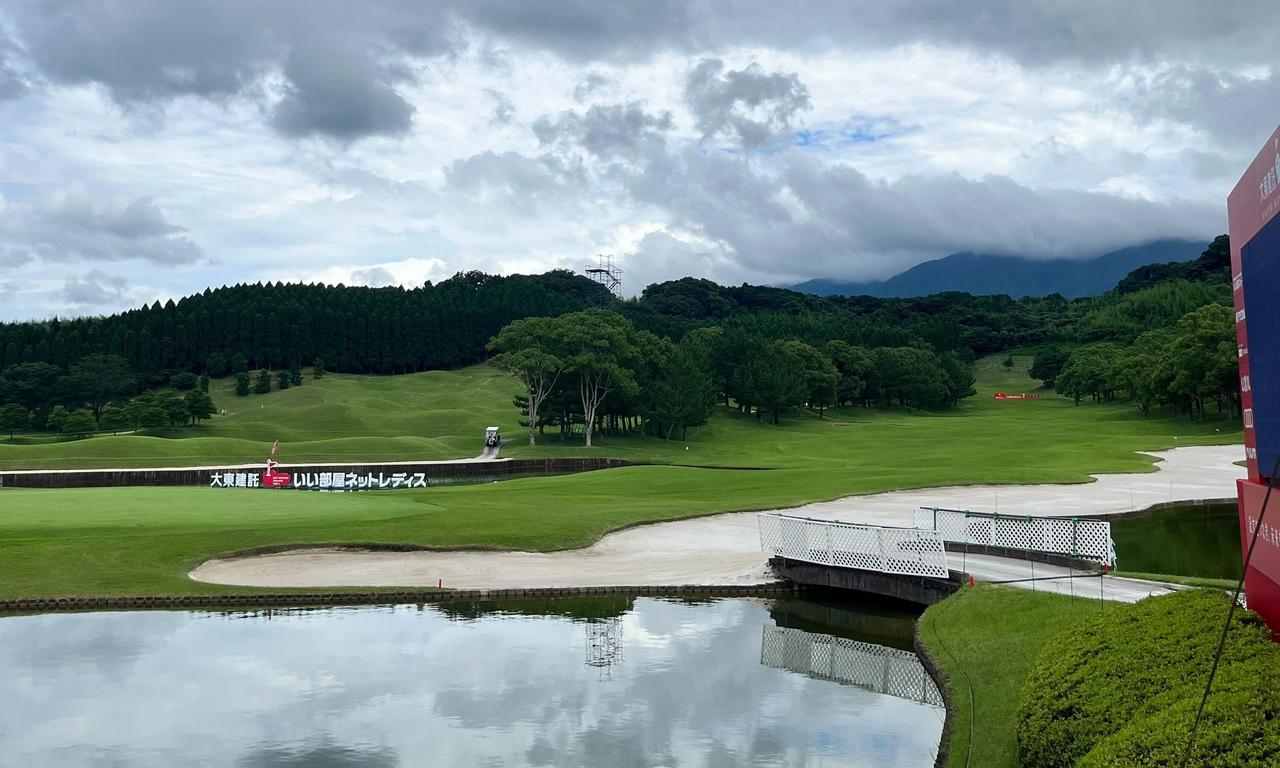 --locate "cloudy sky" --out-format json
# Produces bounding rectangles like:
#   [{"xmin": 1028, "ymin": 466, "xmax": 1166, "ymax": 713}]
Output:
[{"xmin": 0, "ymin": 1, "xmax": 1278, "ymax": 321}]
